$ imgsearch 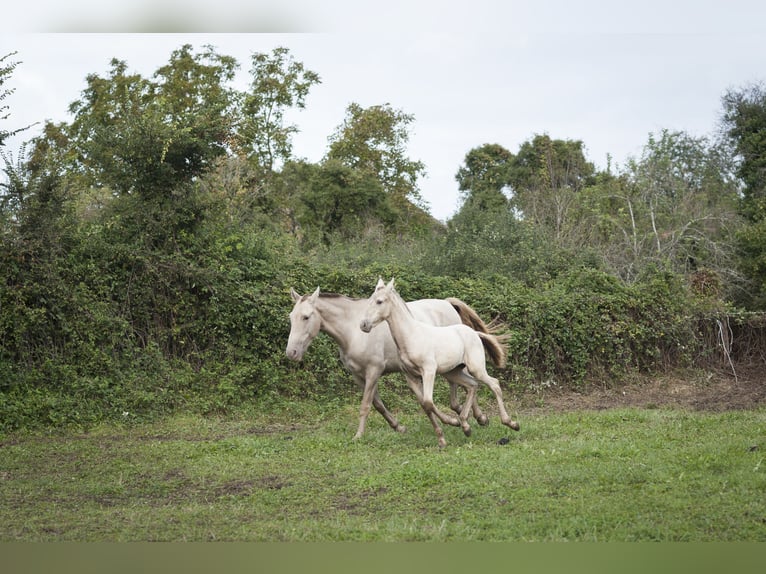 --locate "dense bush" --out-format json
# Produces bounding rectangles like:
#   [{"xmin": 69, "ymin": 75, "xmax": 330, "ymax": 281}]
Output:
[
  {"xmin": 0, "ymin": 44, "xmax": 751, "ymax": 432},
  {"xmin": 0, "ymin": 214, "xmax": 723, "ymax": 432}
]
